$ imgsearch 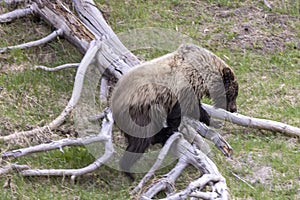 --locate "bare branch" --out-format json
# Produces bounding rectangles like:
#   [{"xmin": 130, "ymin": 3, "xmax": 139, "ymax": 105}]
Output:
[
  {"xmin": 231, "ymin": 172, "xmax": 255, "ymax": 190},
  {"xmin": 140, "ymin": 136, "xmax": 229, "ymax": 199},
  {"xmin": 0, "ymin": 0, "xmax": 26, "ymax": 5},
  {"xmin": 5, "ymin": 111, "xmax": 114, "ymax": 180},
  {"xmin": 0, "ymin": 105, "xmax": 70, "ymax": 143},
  {"xmin": 181, "ymin": 117, "xmax": 233, "ymax": 157},
  {"xmin": 189, "ymin": 191, "xmax": 220, "ymax": 199},
  {"xmin": 263, "ymin": 0, "xmax": 272, "ymax": 10},
  {"xmin": 0, "ymin": 29, "xmax": 63, "ymax": 53},
  {"xmin": 161, "ymin": 174, "xmax": 223, "ymax": 200},
  {"xmin": 171, "ymin": 139, "xmax": 230, "ymax": 199},
  {"xmin": 36, "ymin": 63, "xmax": 79, "ymax": 72},
  {"xmin": 202, "ymin": 103, "xmax": 300, "ymax": 137},
  {"xmin": 88, "ymin": 107, "xmax": 111, "ymax": 122},
  {"xmin": 132, "ymin": 132, "xmax": 183, "ymax": 195},
  {"xmin": 0, "ymin": 164, "xmax": 29, "ymax": 176},
  {"xmin": 2, "ymin": 135, "xmax": 108, "ymax": 159},
  {"xmin": 99, "ymin": 77, "xmax": 109, "ymax": 104},
  {"xmin": 0, "ymin": 6, "xmax": 33, "ymax": 23},
  {"xmin": 141, "ymin": 158, "xmax": 188, "ymax": 199},
  {"xmin": 0, "ymin": 40, "xmax": 101, "ymax": 143}
]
